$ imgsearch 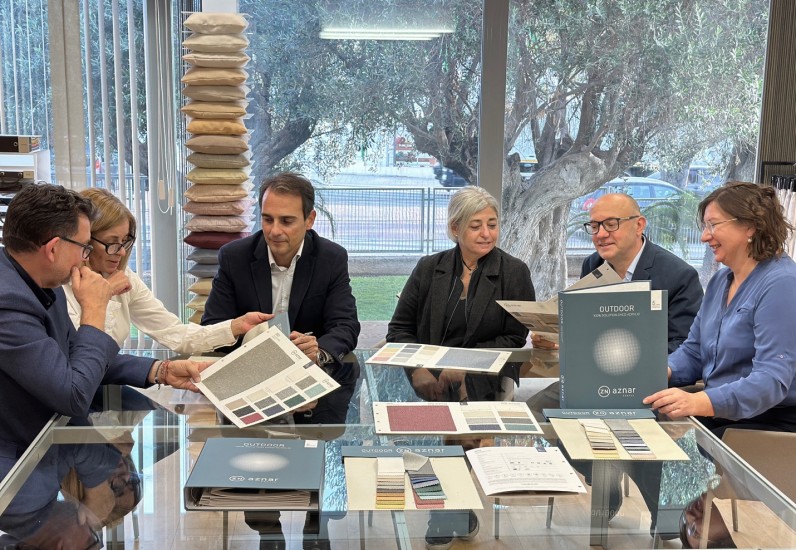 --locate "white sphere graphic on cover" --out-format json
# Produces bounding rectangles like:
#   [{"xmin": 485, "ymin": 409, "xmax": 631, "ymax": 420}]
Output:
[
  {"xmin": 592, "ymin": 328, "xmax": 640, "ymax": 375},
  {"xmin": 230, "ymin": 452, "xmax": 289, "ymax": 472}
]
